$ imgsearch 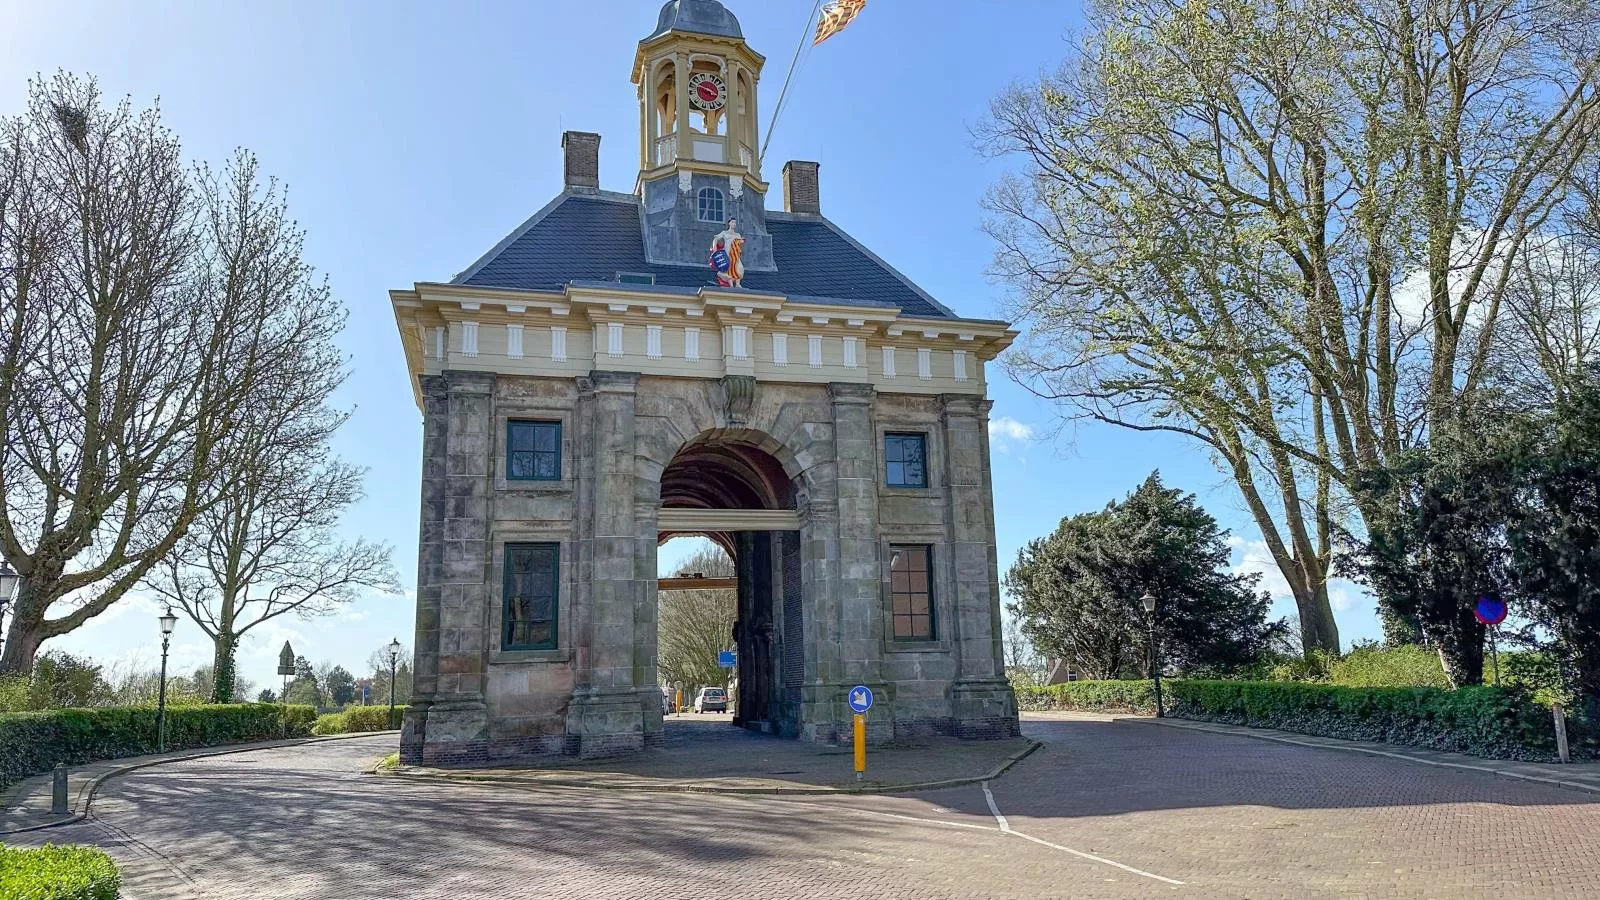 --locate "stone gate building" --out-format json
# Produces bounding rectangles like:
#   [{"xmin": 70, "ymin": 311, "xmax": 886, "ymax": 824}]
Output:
[{"xmin": 390, "ymin": 0, "xmax": 1019, "ymax": 764}]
